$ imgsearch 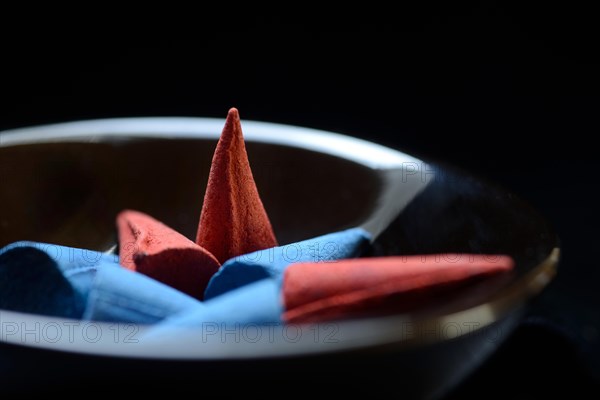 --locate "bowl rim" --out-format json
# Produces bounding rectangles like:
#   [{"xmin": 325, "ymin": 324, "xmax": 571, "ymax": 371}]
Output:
[
  {"xmin": 0, "ymin": 117, "xmax": 559, "ymax": 359},
  {"xmin": 0, "ymin": 116, "xmax": 421, "ymax": 169}
]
